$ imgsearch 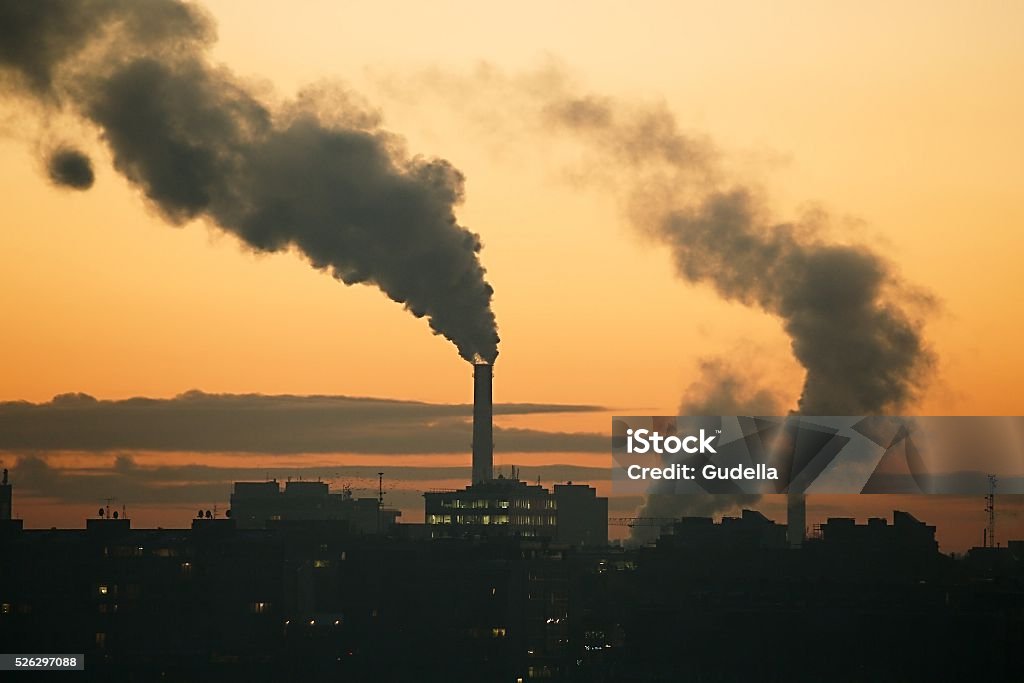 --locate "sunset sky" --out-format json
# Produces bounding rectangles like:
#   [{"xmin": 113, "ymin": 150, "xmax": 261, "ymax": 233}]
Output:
[{"xmin": 1, "ymin": 0, "xmax": 1022, "ymax": 549}]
